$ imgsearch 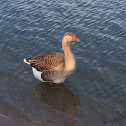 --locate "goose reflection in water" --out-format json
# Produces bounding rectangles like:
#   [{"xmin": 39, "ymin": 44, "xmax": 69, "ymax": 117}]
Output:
[{"xmin": 33, "ymin": 82, "xmax": 80, "ymax": 118}]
